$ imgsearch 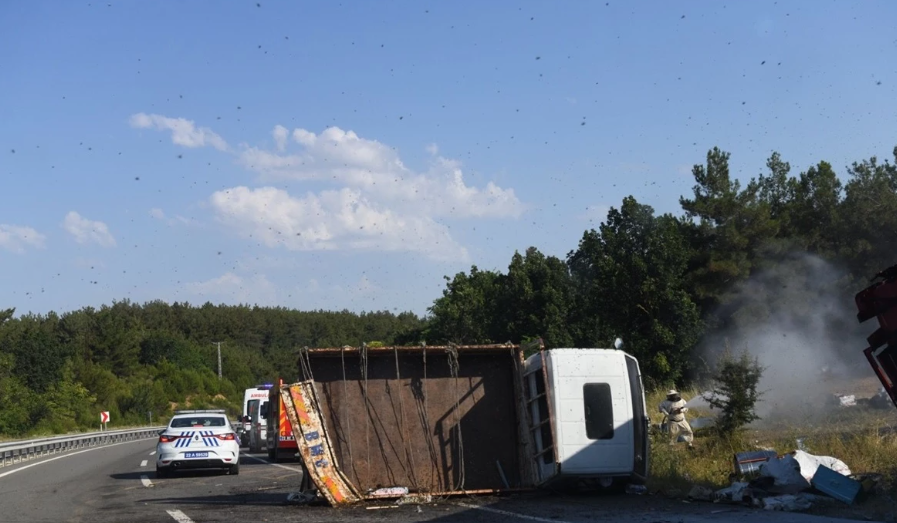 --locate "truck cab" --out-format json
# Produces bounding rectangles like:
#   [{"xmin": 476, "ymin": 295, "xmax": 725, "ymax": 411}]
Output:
[{"xmin": 523, "ymin": 348, "xmax": 649, "ymax": 488}]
